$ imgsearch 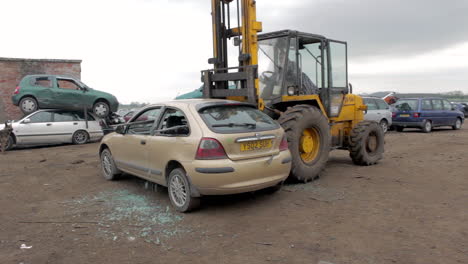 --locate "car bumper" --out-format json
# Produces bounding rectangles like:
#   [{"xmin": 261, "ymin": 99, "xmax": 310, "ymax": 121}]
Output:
[
  {"xmin": 11, "ymin": 95, "xmax": 20, "ymax": 106},
  {"xmin": 185, "ymin": 151, "xmax": 291, "ymax": 195},
  {"xmin": 88, "ymin": 131, "xmax": 104, "ymax": 141},
  {"xmin": 110, "ymin": 100, "xmax": 119, "ymax": 113},
  {"xmin": 392, "ymin": 120, "xmax": 425, "ymax": 128}
]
